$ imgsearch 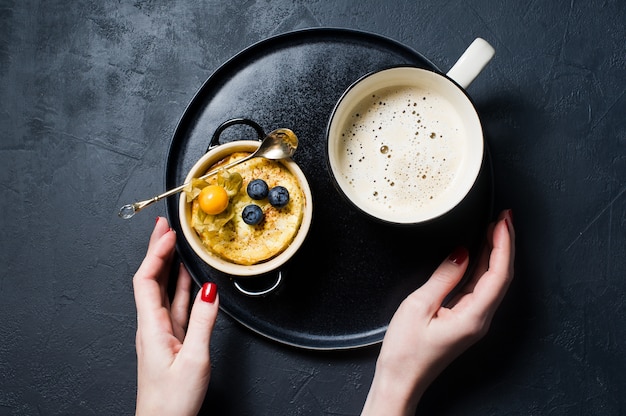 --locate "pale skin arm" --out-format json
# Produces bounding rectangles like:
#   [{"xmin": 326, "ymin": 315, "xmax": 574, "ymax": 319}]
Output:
[
  {"xmin": 362, "ymin": 209, "xmax": 515, "ymax": 416},
  {"xmin": 133, "ymin": 217, "xmax": 220, "ymax": 416}
]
